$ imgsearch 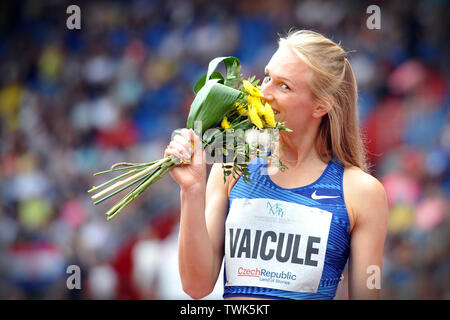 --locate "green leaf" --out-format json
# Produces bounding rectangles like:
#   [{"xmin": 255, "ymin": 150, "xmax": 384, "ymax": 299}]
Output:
[
  {"xmin": 187, "ymin": 79, "xmax": 242, "ymax": 135},
  {"xmin": 192, "ymin": 56, "xmax": 241, "ymax": 94},
  {"xmin": 193, "ymin": 72, "xmax": 224, "ymax": 94},
  {"xmin": 206, "ymin": 56, "xmax": 240, "ymax": 83}
]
